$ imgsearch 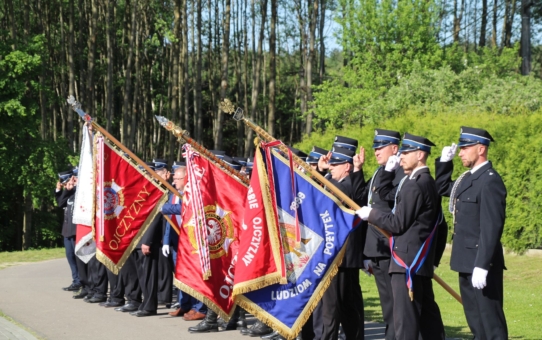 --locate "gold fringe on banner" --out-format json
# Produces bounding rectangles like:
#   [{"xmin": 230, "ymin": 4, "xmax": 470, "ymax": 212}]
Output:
[
  {"xmin": 232, "ymin": 143, "xmax": 287, "ymax": 297},
  {"xmin": 93, "ymin": 134, "xmax": 169, "ymax": 274},
  {"xmin": 235, "ymin": 242, "xmax": 348, "ymax": 340},
  {"xmin": 173, "ymin": 277, "xmax": 237, "ymax": 321}
]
